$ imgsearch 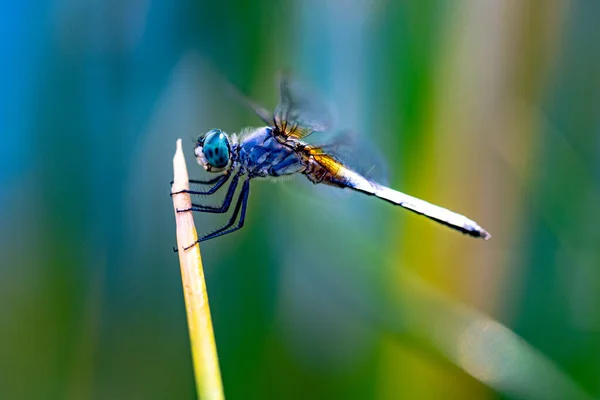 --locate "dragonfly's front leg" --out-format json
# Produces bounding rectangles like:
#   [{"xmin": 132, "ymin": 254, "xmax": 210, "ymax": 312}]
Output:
[
  {"xmin": 176, "ymin": 171, "xmax": 242, "ymax": 214},
  {"xmin": 184, "ymin": 178, "xmax": 251, "ymax": 249},
  {"xmin": 171, "ymin": 173, "xmax": 231, "ymax": 197}
]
